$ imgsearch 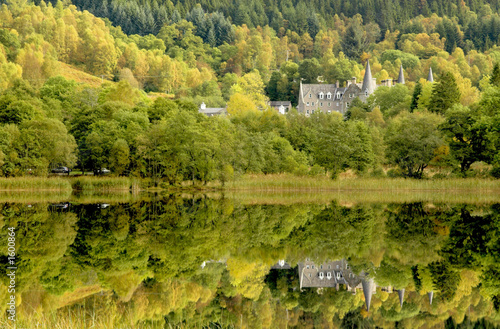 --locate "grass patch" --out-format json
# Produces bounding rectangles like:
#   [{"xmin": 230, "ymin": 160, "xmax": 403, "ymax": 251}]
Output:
[
  {"xmin": 230, "ymin": 174, "xmax": 500, "ymax": 191},
  {"xmin": 70, "ymin": 177, "xmax": 136, "ymax": 191},
  {"xmin": 0, "ymin": 177, "xmax": 72, "ymax": 191}
]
